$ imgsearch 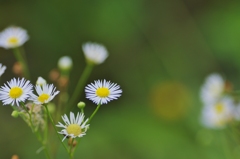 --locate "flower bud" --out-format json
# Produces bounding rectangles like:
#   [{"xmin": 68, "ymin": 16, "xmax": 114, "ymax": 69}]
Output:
[
  {"xmin": 58, "ymin": 56, "xmax": 72, "ymax": 71},
  {"xmin": 49, "ymin": 69, "xmax": 60, "ymax": 82},
  {"xmin": 68, "ymin": 138, "xmax": 77, "ymax": 147},
  {"xmin": 12, "ymin": 62, "xmax": 23, "ymax": 76},
  {"xmin": 36, "ymin": 76, "xmax": 47, "ymax": 86},
  {"xmin": 77, "ymin": 102, "xmax": 85, "ymax": 109},
  {"xmin": 11, "ymin": 110, "xmax": 19, "ymax": 118}
]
